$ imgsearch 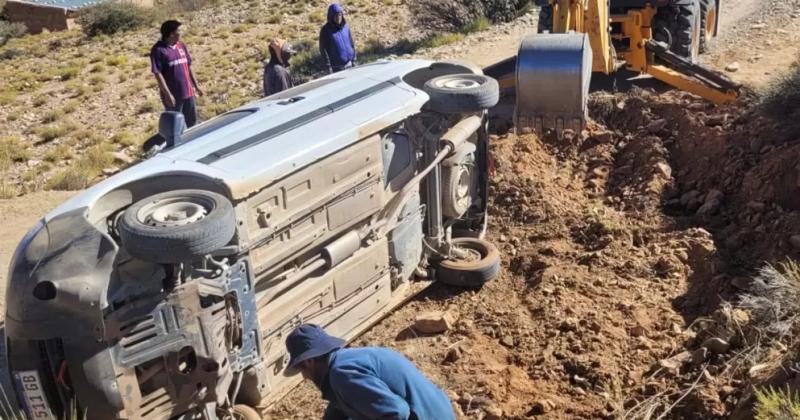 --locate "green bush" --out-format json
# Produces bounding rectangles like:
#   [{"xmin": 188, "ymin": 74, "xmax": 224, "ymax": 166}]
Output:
[
  {"xmin": 755, "ymin": 386, "xmax": 800, "ymax": 420},
  {"xmin": 76, "ymin": 2, "xmax": 155, "ymax": 37},
  {"xmin": 411, "ymin": 0, "xmax": 530, "ymax": 30},
  {"xmin": 0, "ymin": 21, "xmax": 27, "ymax": 47}
]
